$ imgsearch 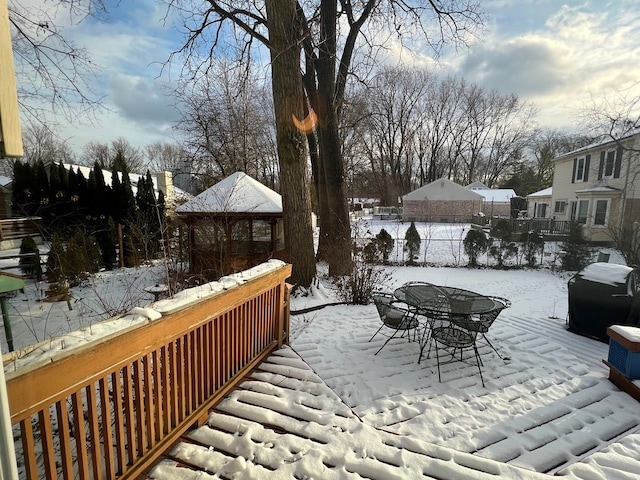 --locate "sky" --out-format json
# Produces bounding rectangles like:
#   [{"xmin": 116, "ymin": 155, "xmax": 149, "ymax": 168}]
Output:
[
  {"xmin": 10, "ymin": 0, "xmax": 640, "ymax": 155},
  {"xmin": 3, "ymin": 221, "xmax": 640, "ymax": 478}
]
